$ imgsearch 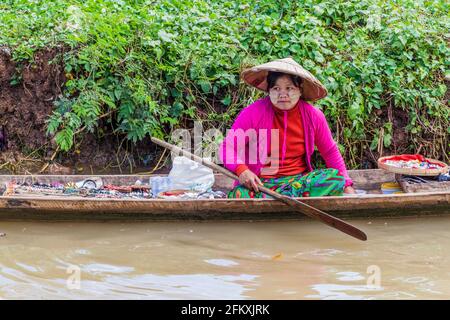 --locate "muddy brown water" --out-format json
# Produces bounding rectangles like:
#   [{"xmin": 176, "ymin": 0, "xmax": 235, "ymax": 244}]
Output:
[{"xmin": 1, "ymin": 216, "xmax": 450, "ymax": 299}]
